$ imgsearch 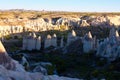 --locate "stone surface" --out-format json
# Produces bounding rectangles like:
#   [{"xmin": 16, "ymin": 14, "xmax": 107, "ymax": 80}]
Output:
[
  {"xmin": 51, "ymin": 34, "xmax": 57, "ymax": 47},
  {"xmin": 0, "ymin": 40, "xmax": 24, "ymax": 71},
  {"xmin": 67, "ymin": 30, "xmax": 77, "ymax": 45},
  {"xmin": 44, "ymin": 34, "xmax": 52, "ymax": 48},
  {"xmin": 36, "ymin": 36, "xmax": 41, "ymax": 50},
  {"xmin": 1, "ymin": 14, "xmax": 120, "ymax": 38},
  {"xmin": 44, "ymin": 34, "xmax": 57, "ymax": 49},
  {"xmin": 79, "ymin": 20, "xmax": 90, "ymax": 27},
  {"xmin": 82, "ymin": 31, "xmax": 96, "ymax": 53},
  {"xmin": 33, "ymin": 65, "xmax": 47, "ymax": 75},
  {"xmin": 0, "ymin": 65, "xmax": 81, "ymax": 80},
  {"xmin": 22, "ymin": 32, "xmax": 42, "ymax": 51},
  {"xmin": 96, "ymin": 28, "xmax": 120, "ymax": 61},
  {"xmin": 0, "ymin": 40, "xmax": 80, "ymax": 80}
]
